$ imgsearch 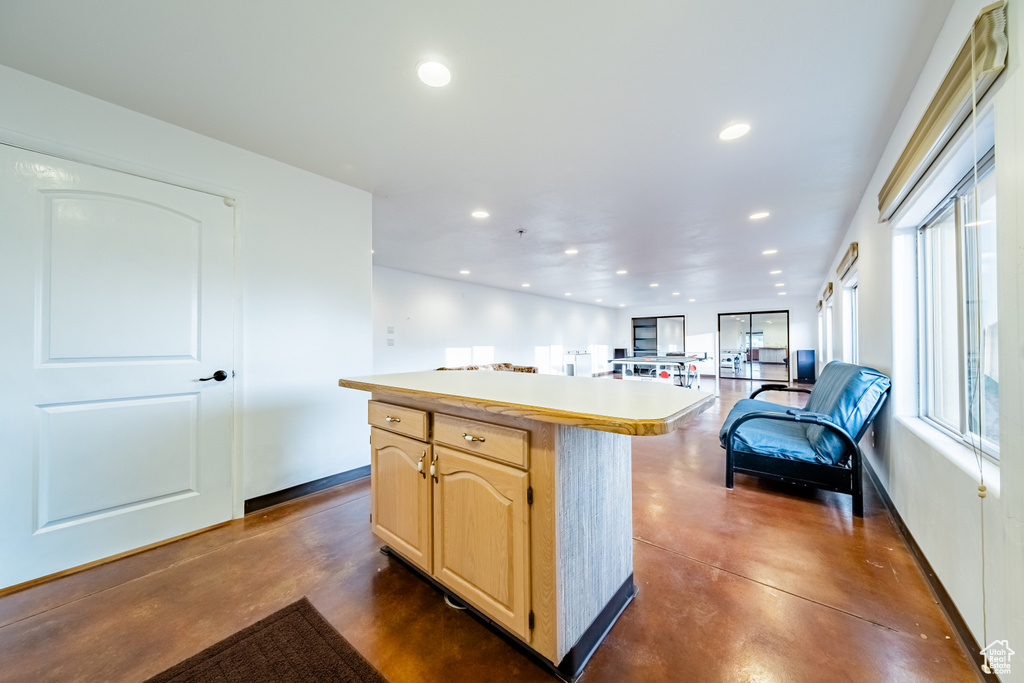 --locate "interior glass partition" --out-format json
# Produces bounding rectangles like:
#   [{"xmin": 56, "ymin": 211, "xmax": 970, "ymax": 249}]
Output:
[
  {"xmin": 718, "ymin": 311, "xmax": 790, "ymax": 380},
  {"xmin": 655, "ymin": 316, "xmax": 685, "ymax": 354},
  {"xmin": 631, "ymin": 316, "xmax": 685, "ymax": 356}
]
